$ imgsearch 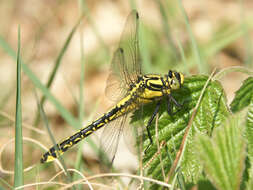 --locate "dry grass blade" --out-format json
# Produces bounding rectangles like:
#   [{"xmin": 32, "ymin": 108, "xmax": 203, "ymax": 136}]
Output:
[
  {"xmin": 0, "ymin": 110, "xmax": 45, "ymax": 134},
  {"xmin": 0, "ymin": 137, "xmax": 49, "ymax": 174},
  {"xmin": 143, "ymin": 141, "xmax": 166, "ymax": 170},
  {"xmin": 85, "ymin": 173, "xmax": 172, "ymax": 188},
  {"xmin": 213, "ymin": 66, "xmax": 253, "ymax": 80}
]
